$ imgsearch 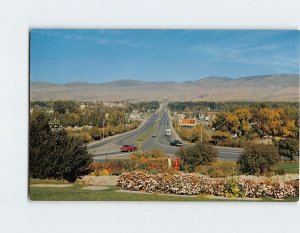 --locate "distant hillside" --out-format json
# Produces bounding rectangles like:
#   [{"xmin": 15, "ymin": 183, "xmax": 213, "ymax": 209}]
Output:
[{"xmin": 30, "ymin": 74, "xmax": 299, "ymax": 102}]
